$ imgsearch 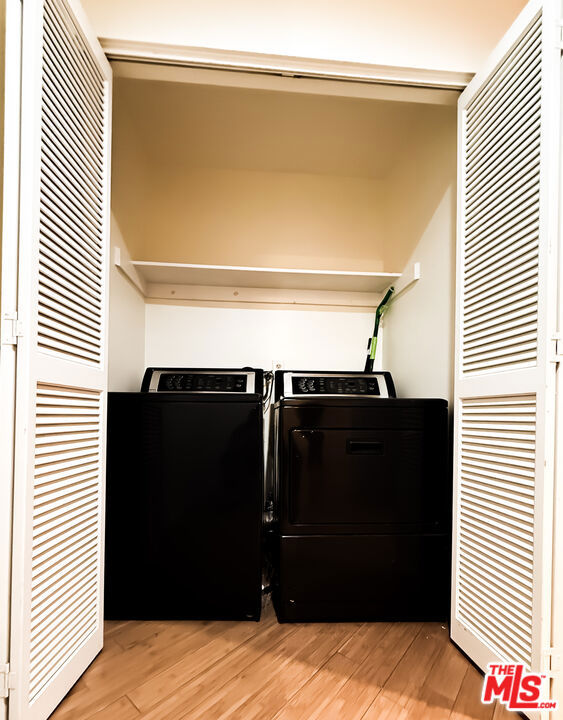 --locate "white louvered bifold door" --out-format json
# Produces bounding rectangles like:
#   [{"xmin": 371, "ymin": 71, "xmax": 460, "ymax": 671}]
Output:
[
  {"xmin": 452, "ymin": 0, "xmax": 562, "ymax": 711},
  {"xmin": 10, "ymin": 1, "xmax": 111, "ymax": 718}
]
